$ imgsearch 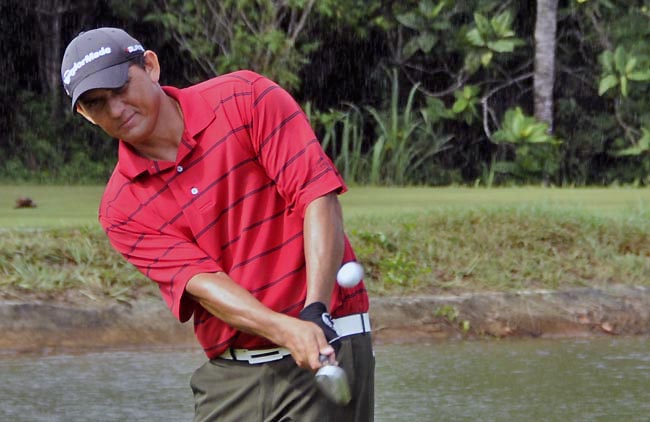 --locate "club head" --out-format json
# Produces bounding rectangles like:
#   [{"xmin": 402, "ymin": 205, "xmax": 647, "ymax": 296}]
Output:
[{"xmin": 315, "ymin": 364, "xmax": 351, "ymax": 406}]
